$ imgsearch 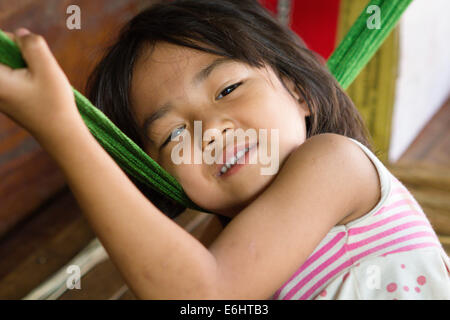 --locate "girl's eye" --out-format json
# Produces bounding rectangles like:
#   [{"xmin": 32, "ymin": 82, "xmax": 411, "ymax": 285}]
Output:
[
  {"xmin": 216, "ymin": 82, "xmax": 242, "ymax": 100},
  {"xmin": 161, "ymin": 124, "xmax": 186, "ymax": 148}
]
